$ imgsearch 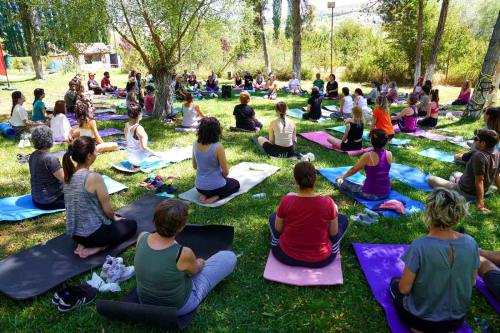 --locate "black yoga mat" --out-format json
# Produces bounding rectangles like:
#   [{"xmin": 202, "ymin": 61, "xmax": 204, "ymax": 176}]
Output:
[
  {"xmin": 96, "ymin": 224, "xmax": 234, "ymax": 329},
  {"xmin": 251, "ymin": 136, "xmax": 268, "ymax": 155},
  {"xmin": 0, "ymin": 194, "xmax": 166, "ymax": 300}
]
